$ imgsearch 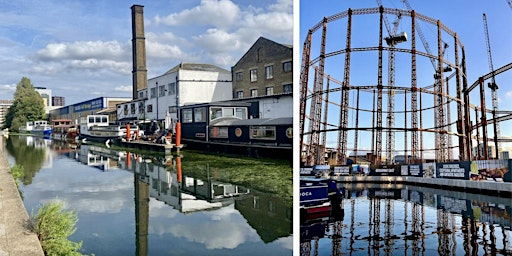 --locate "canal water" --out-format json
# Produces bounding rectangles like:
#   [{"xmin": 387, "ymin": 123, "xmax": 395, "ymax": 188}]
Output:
[
  {"xmin": 301, "ymin": 183, "xmax": 512, "ymax": 255},
  {"xmin": 2, "ymin": 135, "xmax": 292, "ymax": 256}
]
